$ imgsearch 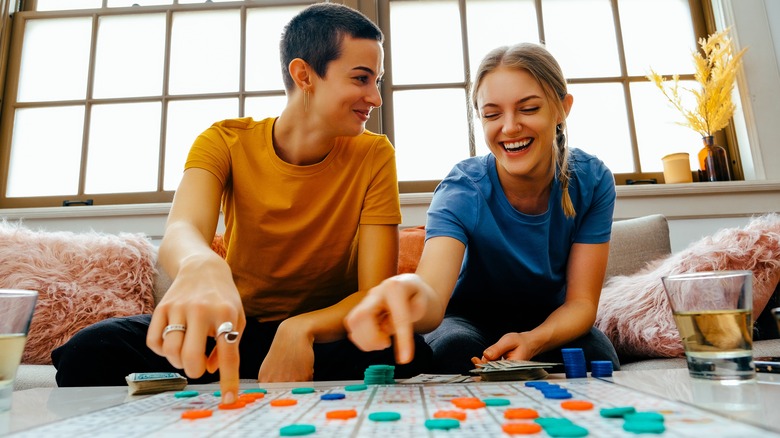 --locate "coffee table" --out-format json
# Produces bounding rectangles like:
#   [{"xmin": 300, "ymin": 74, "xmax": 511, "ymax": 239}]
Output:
[{"xmin": 4, "ymin": 369, "xmax": 780, "ymax": 436}]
